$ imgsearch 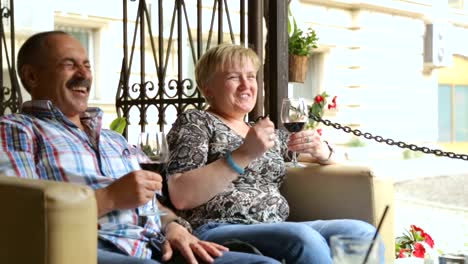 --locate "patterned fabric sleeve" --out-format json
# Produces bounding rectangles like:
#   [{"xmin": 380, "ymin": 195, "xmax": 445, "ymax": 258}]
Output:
[
  {"xmin": 0, "ymin": 116, "xmax": 38, "ymax": 178},
  {"xmin": 166, "ymin": 110, "xmax": 211, "ymax": 176}
]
